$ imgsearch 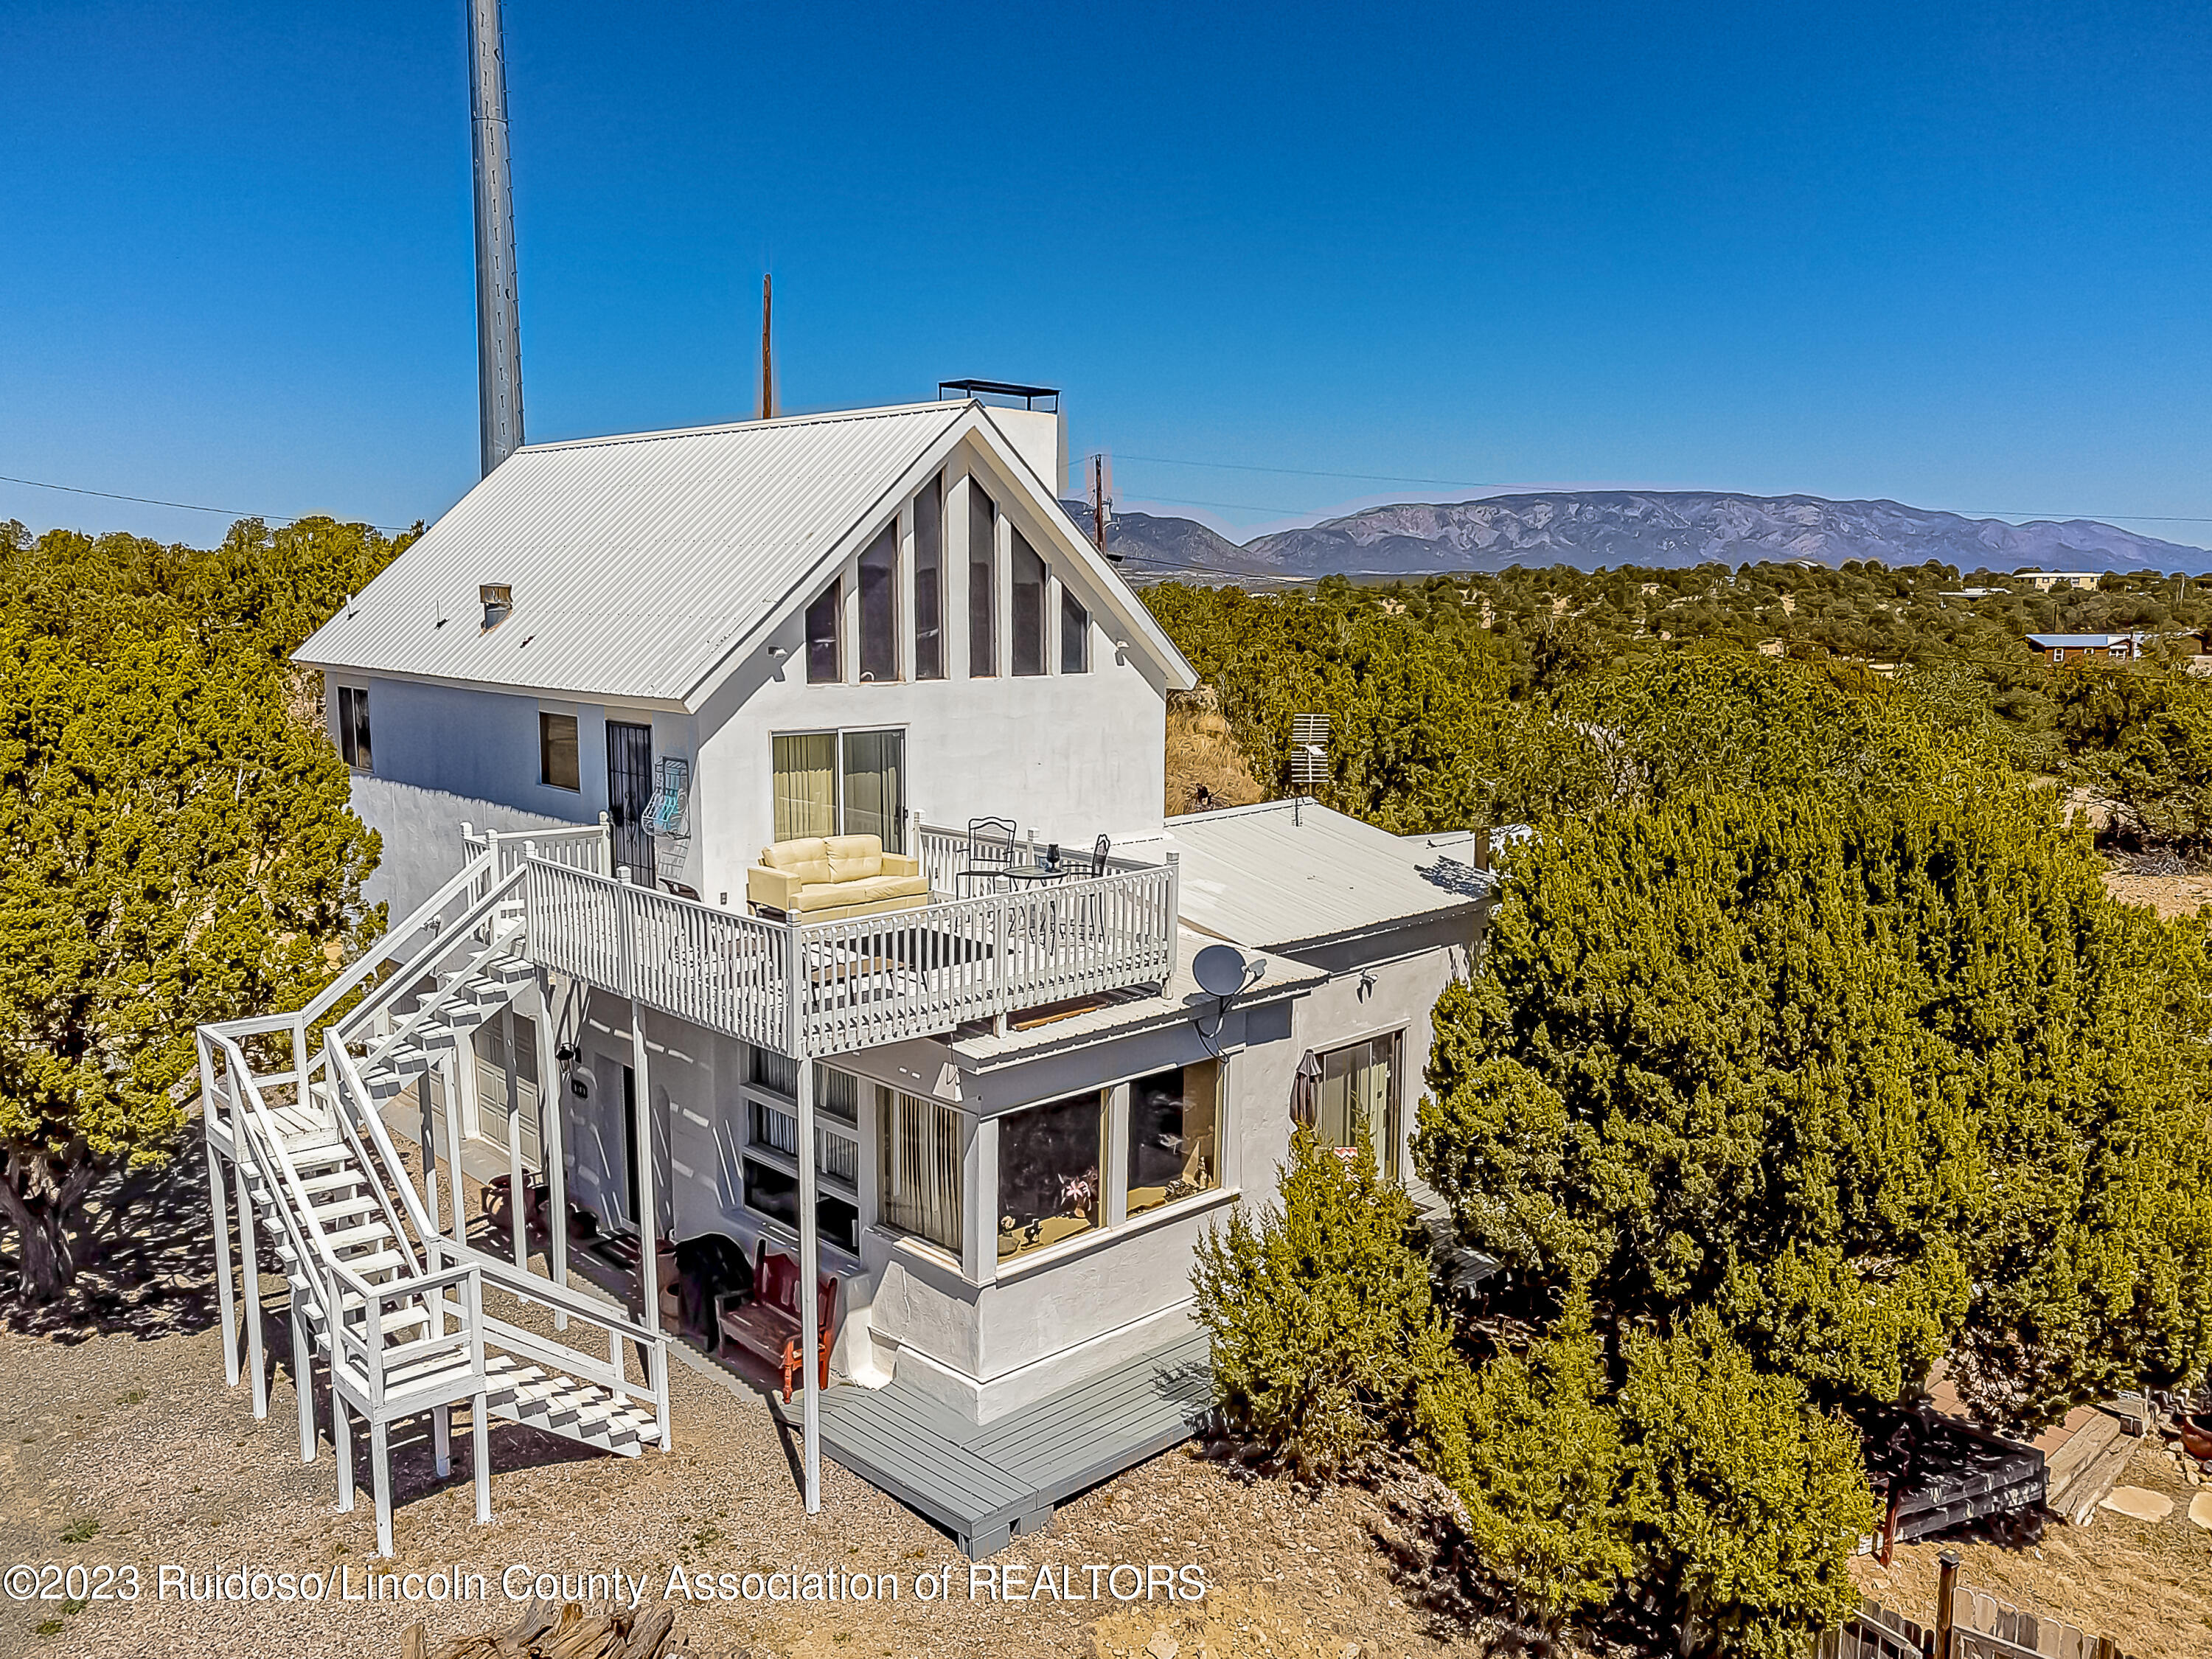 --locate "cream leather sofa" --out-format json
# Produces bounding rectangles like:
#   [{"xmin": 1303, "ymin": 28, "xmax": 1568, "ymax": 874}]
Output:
[{"xmin": 745, "ymin": 834, "xmax": 929, "ymax": 922}]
